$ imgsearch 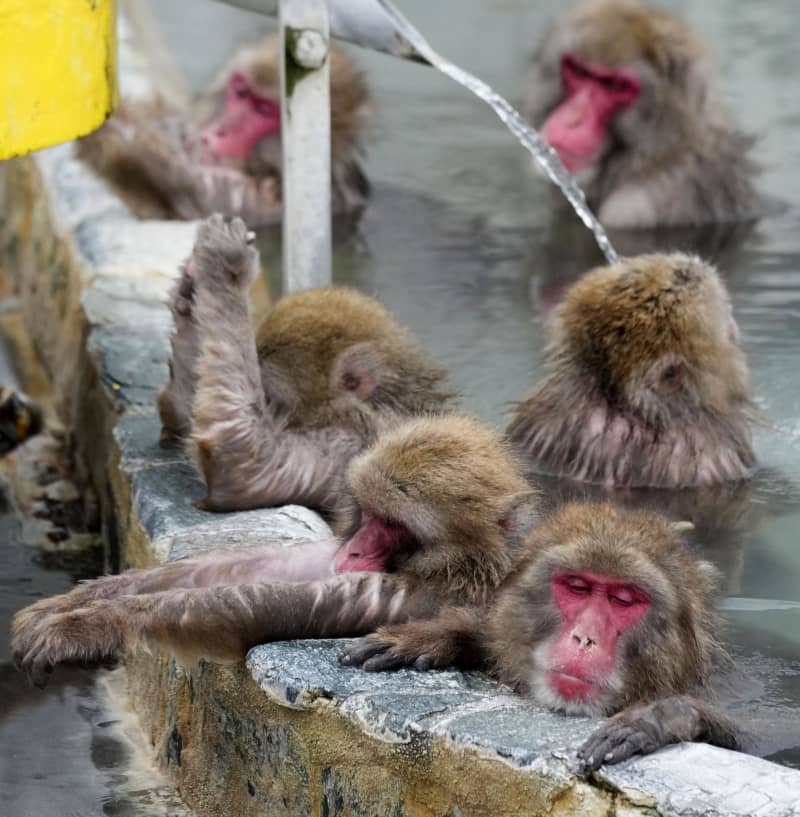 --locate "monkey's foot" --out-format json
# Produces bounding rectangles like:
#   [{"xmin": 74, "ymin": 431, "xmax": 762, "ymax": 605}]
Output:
[
  {"xmin": 191, "ymin": 214, "xmax": 258, "ymax": 291},
  {"xmin": 11, "ymin": 604, "xmax": 124, "ymax": 689},
  {"xmin": 339, "ymin": 633, "xmax": 439, "ymax": 673}
]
